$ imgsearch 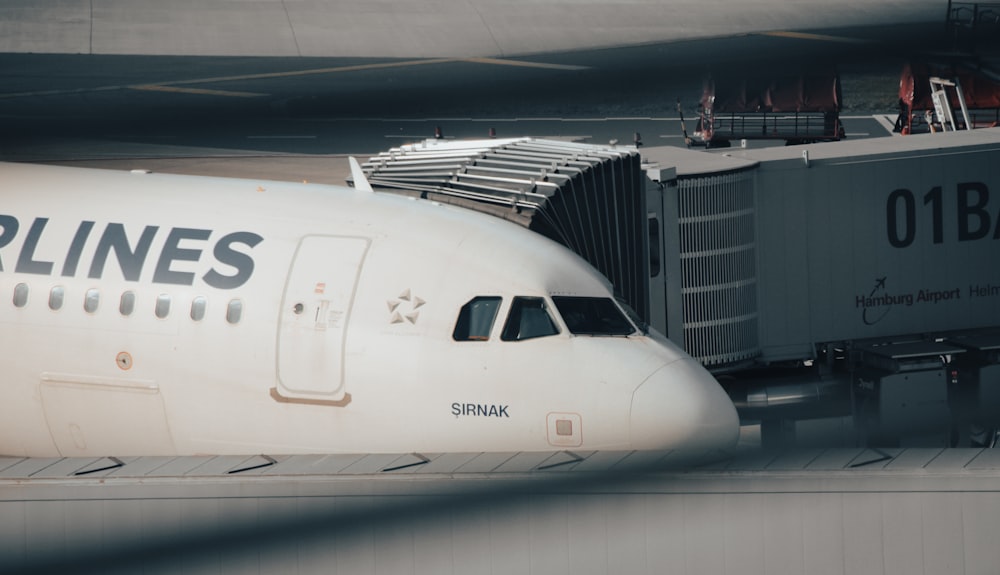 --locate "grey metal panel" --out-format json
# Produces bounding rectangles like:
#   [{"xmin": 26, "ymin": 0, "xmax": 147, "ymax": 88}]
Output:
[
  {"xmin": 489, "ymin": 498, "xmax": 531, "ymax": 574},
  {"xmin": 451, "ymin": 505, "xmax": 492, "ymax": 575},
  {"xmin": 340, "ymin": 454, "xmax": 405, "ymax": 475},
  {"xmin": 849, "ymin": 448, "xmax": 904, "ymax": 469},
  {"xmin": 924, "ymin": 448, "xmax": 984, "ymax": 469},
  {"xmin": 454, "ymin": 453, "xmax": 518, "ymax": 473},
  {"xmin": 805, "ymin": 448, "xmax": 866, "ymax": 470},
  {"xmin": 966, "ymin": 448, "xmax": 1000, "ymax": 469},
  {"xmin": 283, "ymin": 454, "xmax": 368, "ymax": 475},
  {"xmin": 0, "ymin": 458, "xmax": 23, "ymax": 474},
  {"xmin": 0, "ymin": 458, "xmax": 61, "ymax": 478},
  {"xmin": 723, "ymin": 494, "xmax": 766, "ymax": 575},
  {"xmin": 26, "ymin": 458, "xmax": 101, "ymax": 479},
  {"xmin": 645, "ymin": 494, "xmax": 687, "ymax": 573},
  {"xmin": 536, "ymin": 450, "xmax": 594, "ymax": 471},
  {"xmin": 606, "ymin": 494, "xmax": 648, "ymax": 574},
  {"xmin": 801, "ymin": 493, "xmax": 845, "ymax": 575},
  {"xmin": 722, "ymin": 449, "xmax": 781, "ymax": 470},
  {"xmin": 24, "ymin": 500, "xmax": 66, "ymax": 562},
  {"xmin": 493, "ymin": 451, "xmax": 557, "ymax": 473},
  {"xmin": 764, "ymin": 449, "xmax": 823, "ymax": 470},
  {"xmin": 753, "ymin": 164, "xmax": 813, "ymax": 361},
  {"xmin": 414, "ymin": 452, "xmax": 480, "ymax": 474},
  {"xmin": 609, "ymin": 450, "xmax": 673, "ymax": 469},
  {"xmin": 842, "ymin": 493, "xmax": 885, "ymax": 575},
  {"xmin": 63, "ymin": 499, "xmax": 103, "ymax": 559},
  {"xmin": 883, "ymin": 448, "xmax": 948, "ymax": 469},
  {"xmin": 882, "ymin": 493, "xmax": 926, "ymax": 575},
  {"xmin": 683, "ymin": 494, "xmax": 726, "ymax": 575},
  {"xmin": 567, "ymin": 451, "xmax": 632, "ymax": 471},
  {"xmin": 105, "ymin": 456, "xmax": 175, "ymax": 477},
  {"xmin": 763, "ymin": 493, "xmax": 805, "ymax": 574},
  {"xmin": 962, "ymin": 492, "xmax": 1000, "ymax": 573},
  {"xmin": 0, "ymin": 501, "xmax": 25, "ymax": 564},
  {"xmin": 142, "ymin": 455, "xmax": 215, "ymax": 477},
  {"xmin": 263, "ymin": 454, "xmax": 362, "ymax": 475},
  {"xmin": 529, "ymin": 494, "xmax": 570, "ymax": 575},
  {"xmin": 922, "ymin": 493, "xmax": 966, "ymax": 575},
  {"xmin": 566, "ymin": 493, "xmax": 610, "ymax": 575}
]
